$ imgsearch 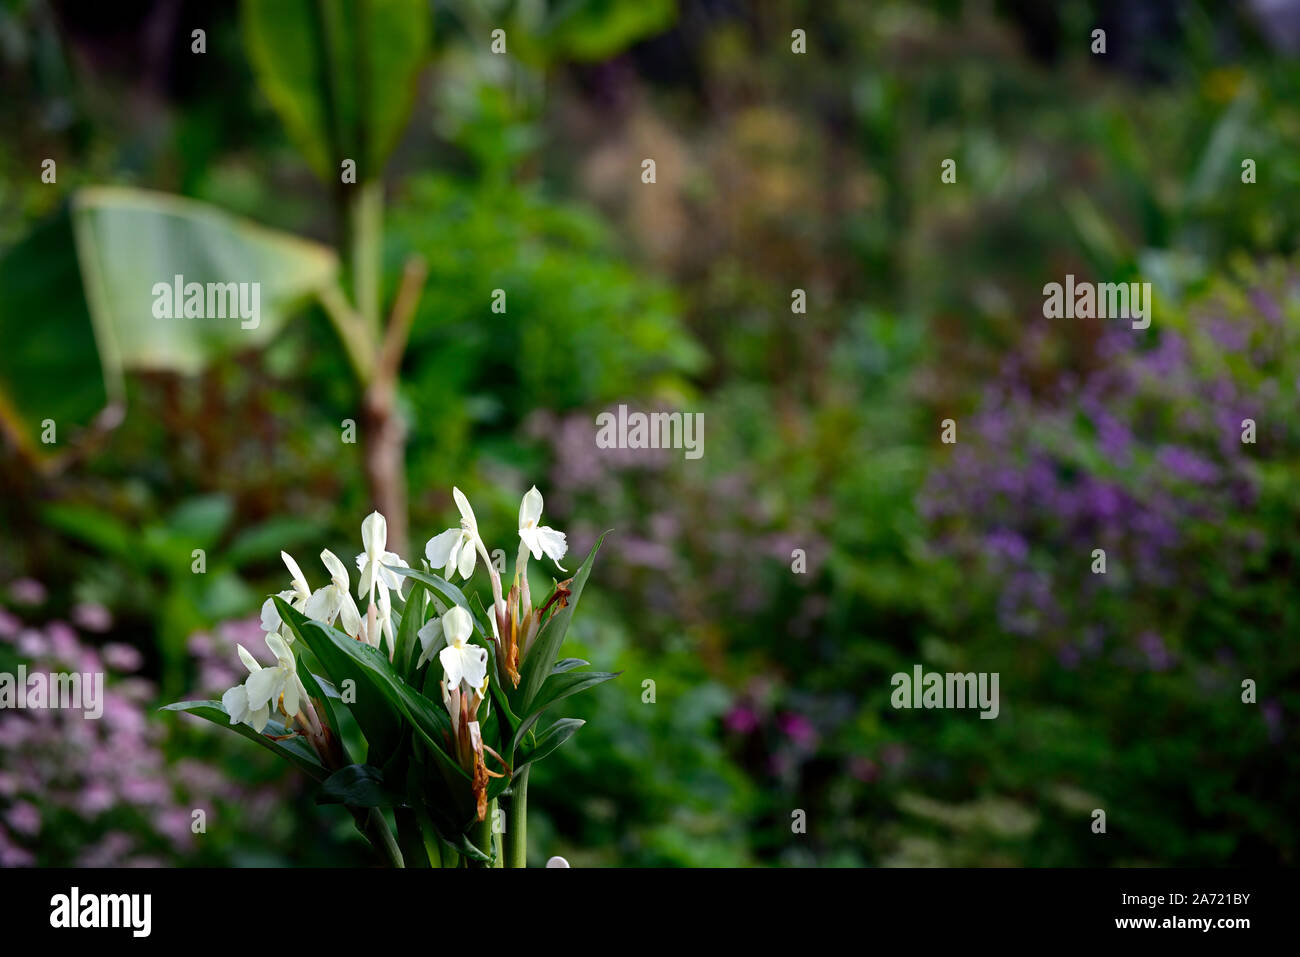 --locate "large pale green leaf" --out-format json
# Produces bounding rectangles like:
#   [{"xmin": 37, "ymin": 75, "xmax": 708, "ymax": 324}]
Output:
[
  {"xmin": 242, "ymin": 0, "xmax": 430, "ymax": 181},
  {"xmin": 71, "ymin": 186, "xmax": 337, "ymax": 375}
]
